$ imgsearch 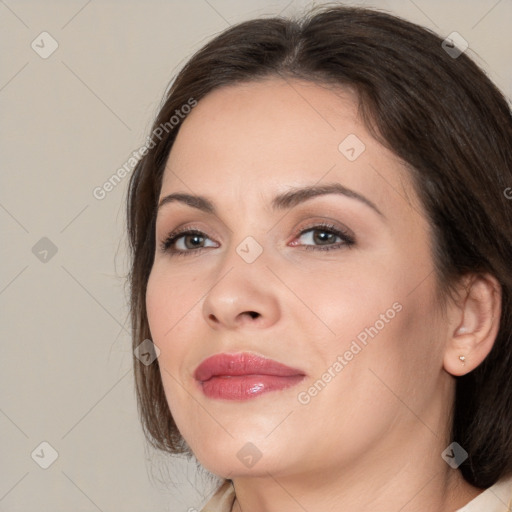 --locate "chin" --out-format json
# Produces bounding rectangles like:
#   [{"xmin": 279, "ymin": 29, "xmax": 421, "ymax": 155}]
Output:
[{"xmin": 188, "ymin": 436, "xmax": 285, "ymax": 478}]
